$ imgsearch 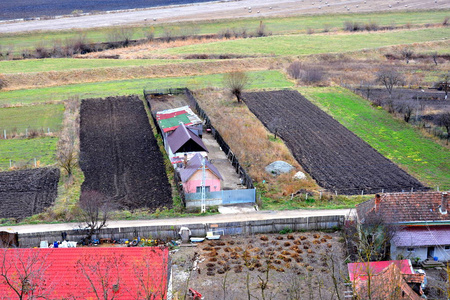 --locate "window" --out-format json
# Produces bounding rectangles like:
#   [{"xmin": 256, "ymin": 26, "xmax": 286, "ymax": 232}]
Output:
[
  {"xmin": 445, "ymin": 246, "xmax": 450, "ymax": 251},
  {"xmin": 406, "ymin": 247, "xmax": 415, "ymax": 252},
  {"xmin": 196, "ymin": 186, "xmax": 210, "ymax": 193}
]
